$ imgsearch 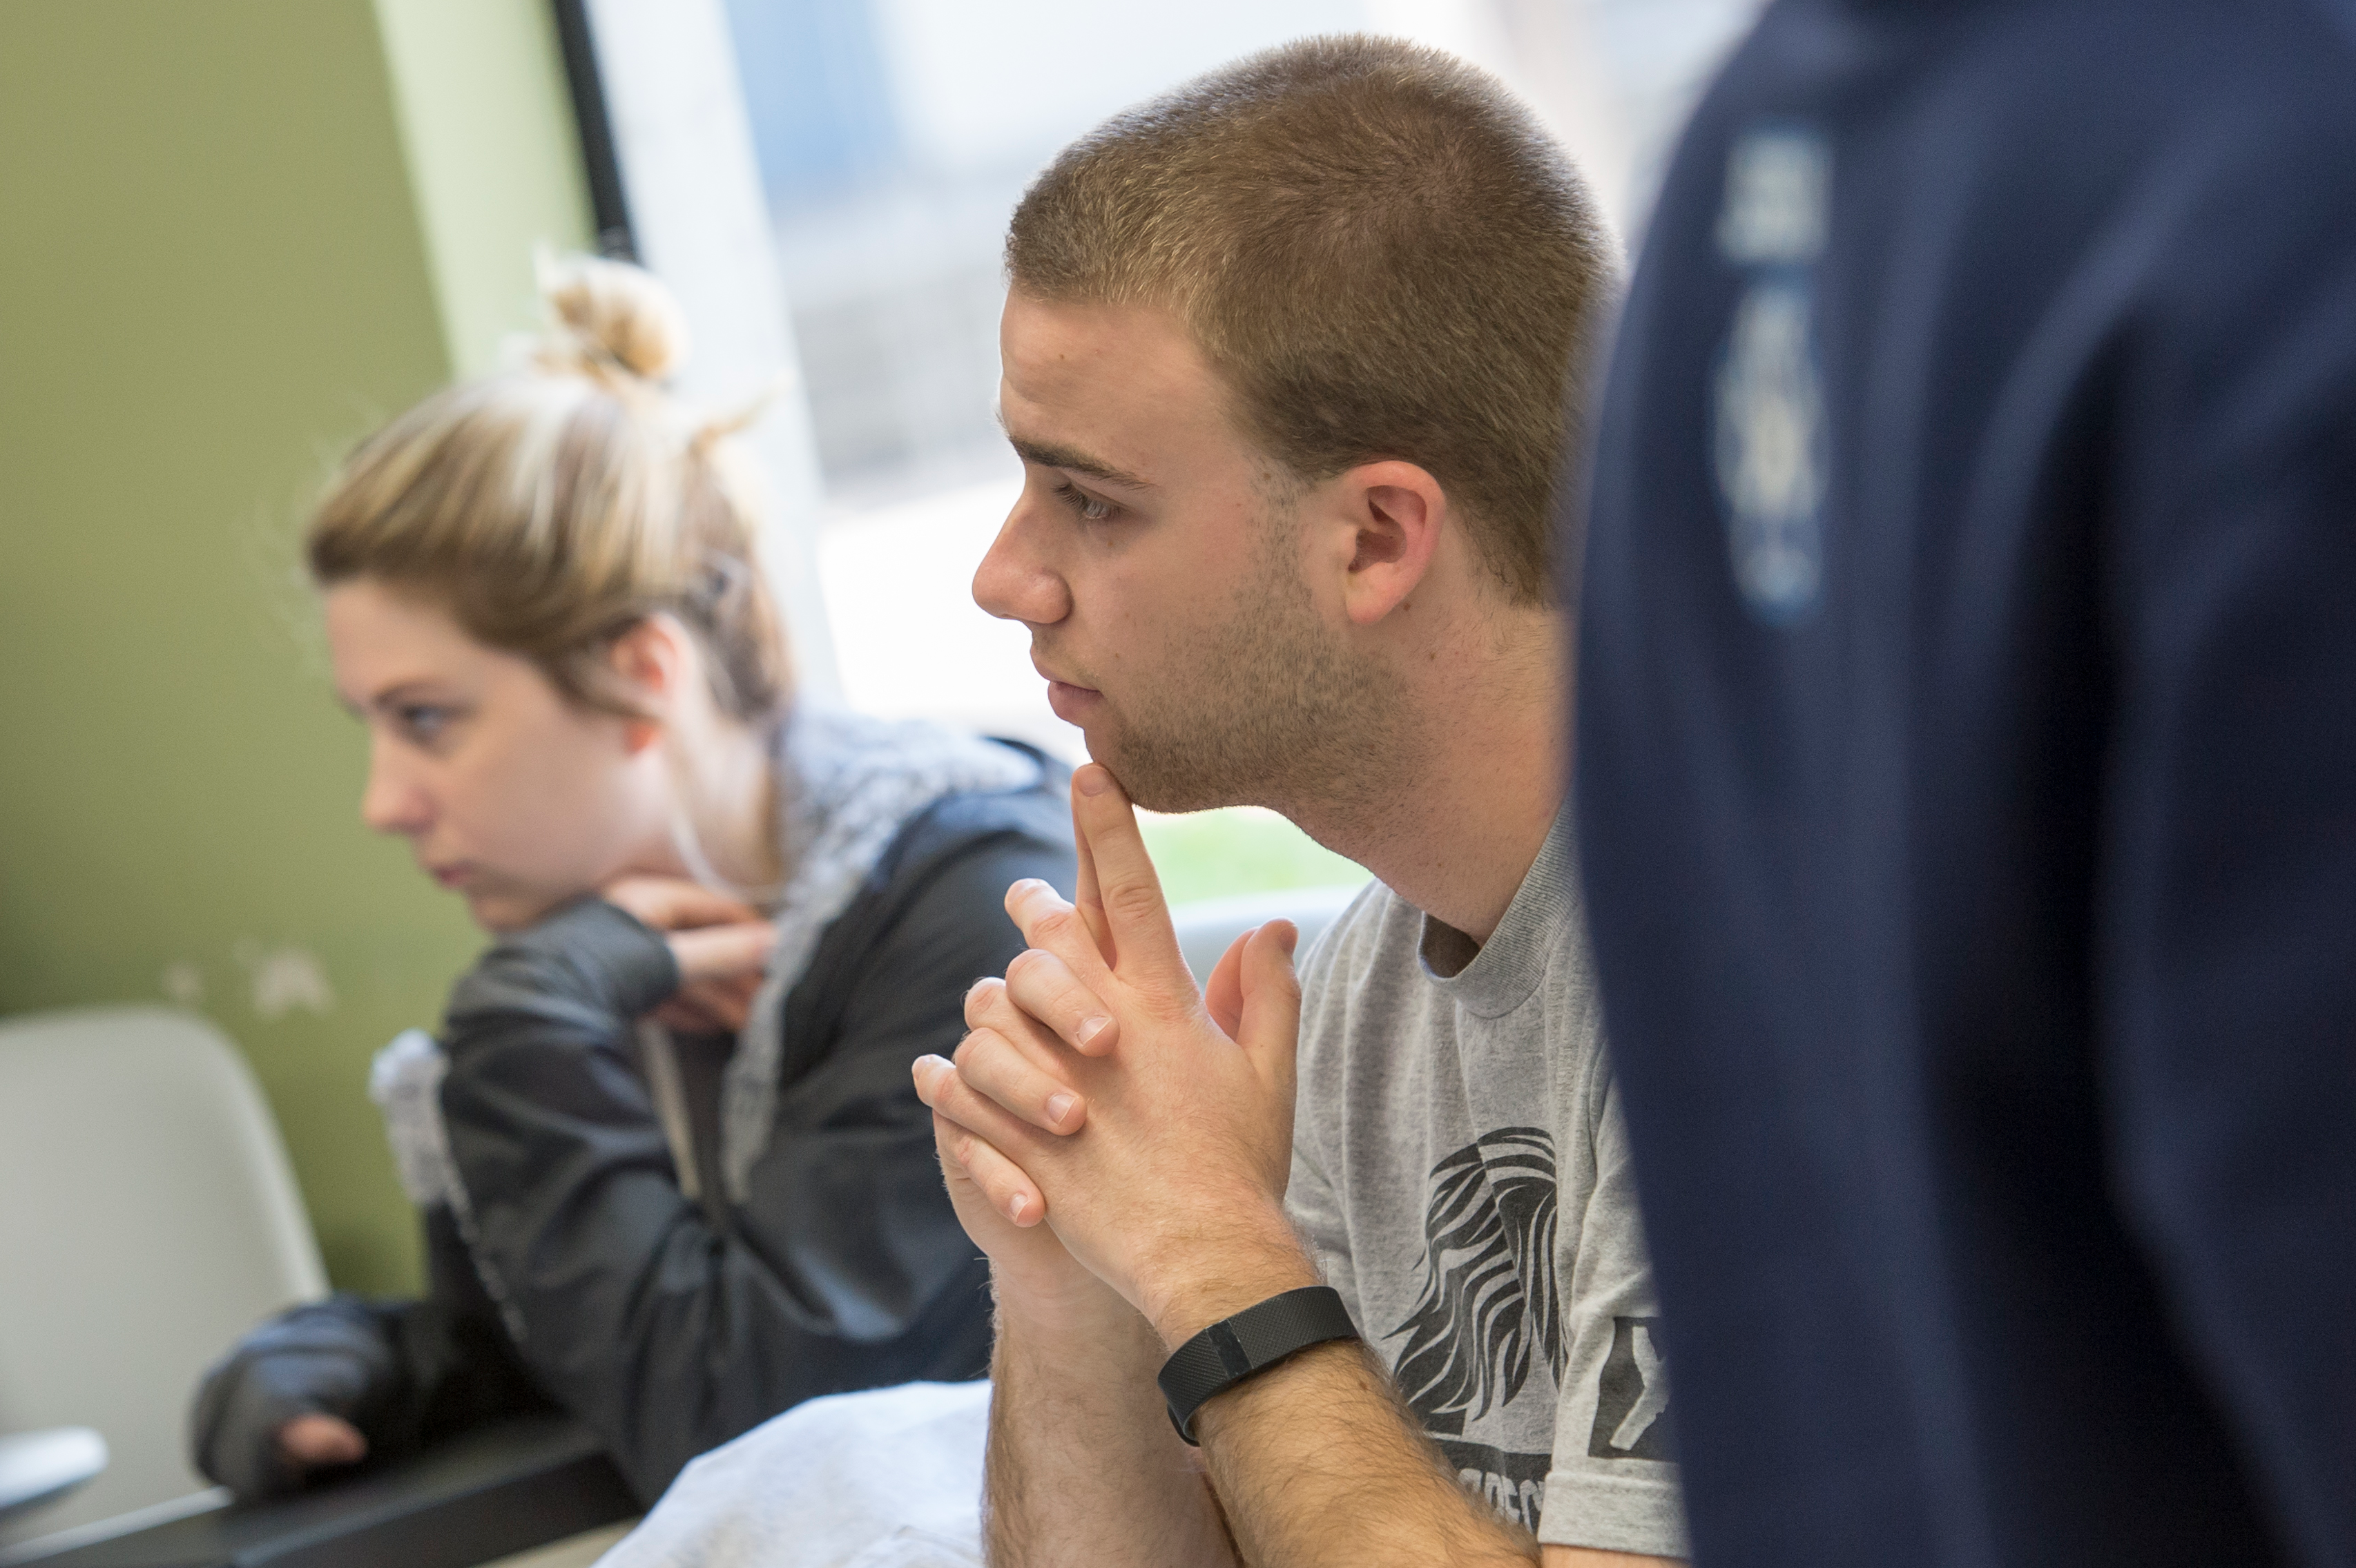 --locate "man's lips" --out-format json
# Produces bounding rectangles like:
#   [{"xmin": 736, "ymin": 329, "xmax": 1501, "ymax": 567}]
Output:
[
  {"xmin": 1032, "ymin": 657, "xmax": 1103, "ymax": 724},
  {"xmin": 1045, "ymin": 680, "xmax": 1103, "ymax": 724},
  {"xmin": 426, "ymin": 862, "xmax": 475, "ymax": 889}
]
